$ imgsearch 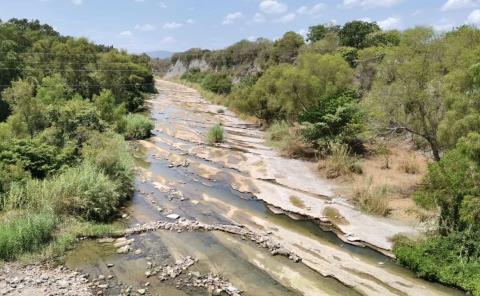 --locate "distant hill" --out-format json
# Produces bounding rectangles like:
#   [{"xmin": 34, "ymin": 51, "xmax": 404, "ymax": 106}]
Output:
[{"xmin": 146, "ymin": 50, "xmax": 174, "ymax": 59}]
